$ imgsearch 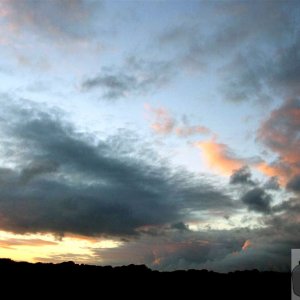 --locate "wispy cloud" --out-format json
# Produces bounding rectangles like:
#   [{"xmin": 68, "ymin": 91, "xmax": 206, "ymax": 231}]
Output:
[
  {"xmin": 82, "ymin": 57, "xmax": 174, "ymax": 100},
  {"xmin": 175, "ymin": 125, "xmax": 210, "ymax": 137},
  {"xmin": 145, "ymin": 104, "xmax": 175, "ymax": 134},
  {"xmin": 145, "ymin": 104, "xmax": 210, "ymax": 137}
]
